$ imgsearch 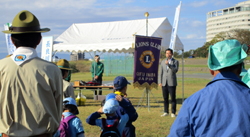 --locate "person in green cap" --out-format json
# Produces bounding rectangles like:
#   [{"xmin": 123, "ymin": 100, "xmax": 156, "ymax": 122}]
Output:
[
  {"xmin": 0, "ymin": 10, "xmax": 63, "ymax": 137},
  {"xmin": 168, "ymin": 39, "xmax": 250, "ymax": 136},
  {"xmin": 91, "ymin": 55, "xmax": 104, "ymax": 95},
  {"xmin": 57, "ymin": 59, "xmax": 75, "ymax": 99}
]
